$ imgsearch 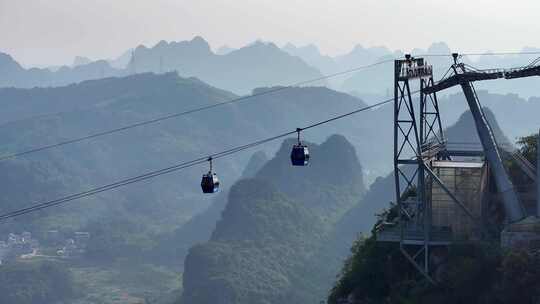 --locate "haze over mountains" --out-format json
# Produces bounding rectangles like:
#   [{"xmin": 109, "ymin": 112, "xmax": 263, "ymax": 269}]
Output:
[
  {"xmin": 125, "ymin": 37, "xmax": 326, "ymax": 94},
  {"xmin": 1, "ymin": 35, "xmax": 540, "ymax": 304},
  {"xmin": 0, "ymin": 71, "xmax": 386, "ymax": 236},
  {"xmin": 0, "ymin": 72, "xmax": 379, "ymax": 303},
  {"xmin": 2, "ymin": 40, "xmax": 539, "ymax": 236},
  {"xmin": 182, "ymin": 135, "xmax": 365, "ymax": 304},
  {"xmin": 2, "ymin": 37, "xmax": 540, "ymax": 98},
  {"xmin": 178, "ymin": 107, "xmax": 513, "ymax": 304},
  {"xmin": 0, "ymin": 37, "xmax": 325, "ymax": 95}
]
